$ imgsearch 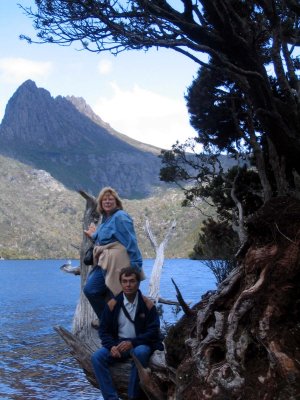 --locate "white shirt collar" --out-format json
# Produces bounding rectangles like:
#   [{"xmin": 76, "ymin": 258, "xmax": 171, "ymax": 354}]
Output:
[{"xmin": 123, "ymin": 292, "xmax": 138, "ymax": 308}]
